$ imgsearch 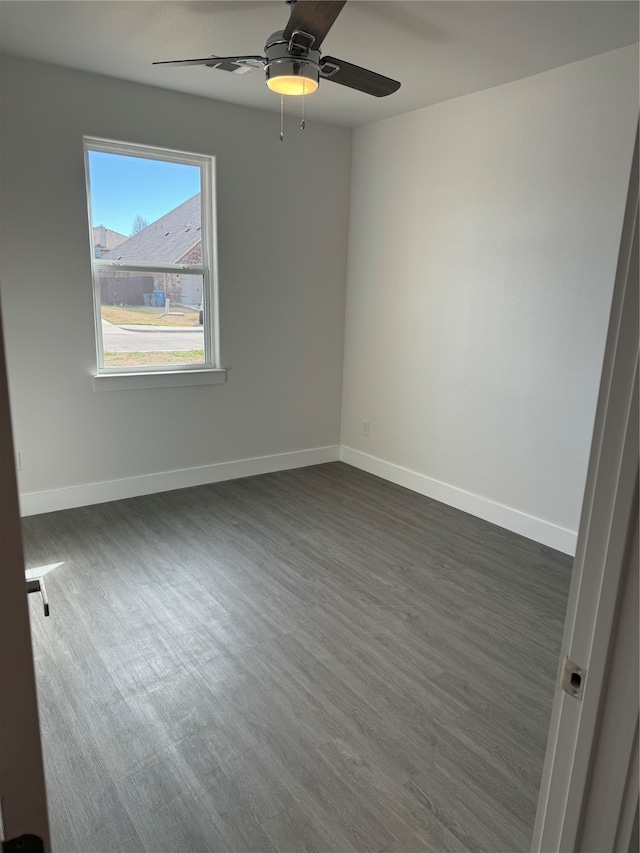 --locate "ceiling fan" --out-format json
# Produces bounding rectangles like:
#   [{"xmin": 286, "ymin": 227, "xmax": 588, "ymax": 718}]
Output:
[{"xmin": 153, "ymin": 0, "xmax": 401, "ymax": 99}]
